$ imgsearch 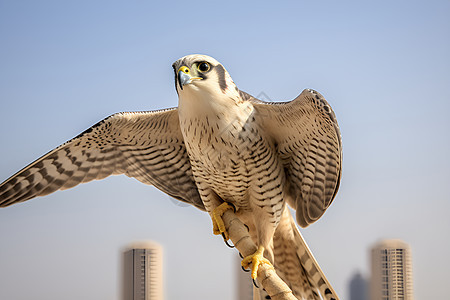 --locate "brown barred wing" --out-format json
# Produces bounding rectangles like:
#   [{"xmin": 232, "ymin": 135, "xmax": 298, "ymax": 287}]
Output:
[
  {"xmin": 0, "ymin": 108, "xmax": 204, "ymax": 210},
  {"xmin": 252, "ymin": 89, "xmax": 342, "ymax": 227}
]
